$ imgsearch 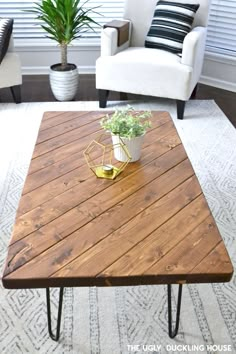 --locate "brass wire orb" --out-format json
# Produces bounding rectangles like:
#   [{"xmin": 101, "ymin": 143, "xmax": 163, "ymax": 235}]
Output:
[{"xmin": 83, "ymin": 133, "xmax": 131, "ymax": 179}]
